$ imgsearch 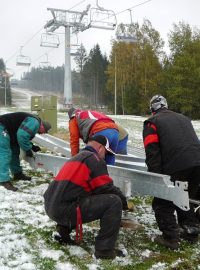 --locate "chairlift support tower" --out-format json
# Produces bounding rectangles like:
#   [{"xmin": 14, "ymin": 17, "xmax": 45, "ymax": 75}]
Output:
[{"xmin": 44, "ymin": 1, "xmax": 117, "ymax": 107}]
